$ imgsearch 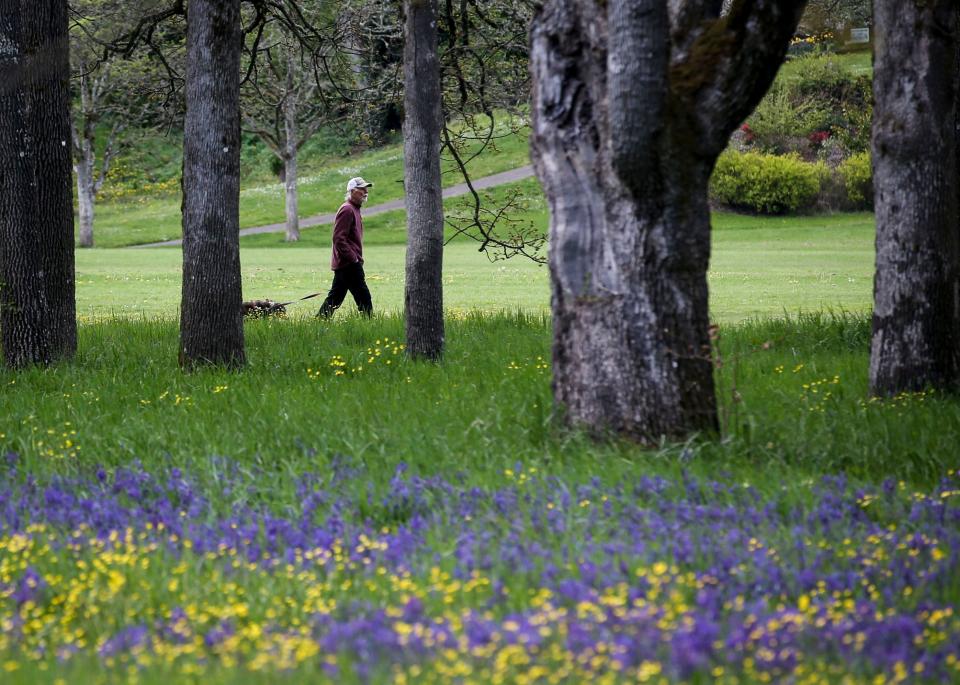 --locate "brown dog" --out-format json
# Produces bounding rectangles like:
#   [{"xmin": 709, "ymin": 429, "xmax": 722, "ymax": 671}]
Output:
[{"xmin": 241, "ymin": 299, "xmax": 287, "ymax": 318}]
